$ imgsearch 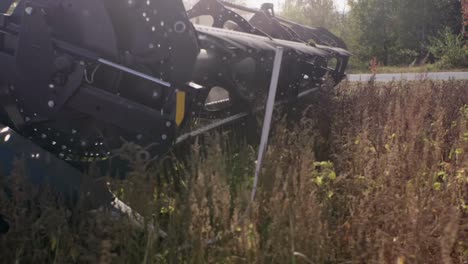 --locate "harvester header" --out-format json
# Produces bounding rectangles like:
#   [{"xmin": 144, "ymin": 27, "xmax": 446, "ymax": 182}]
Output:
[{"xmin": 0, "ymin": 0, "xmax": 350, "ymax": 166}]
